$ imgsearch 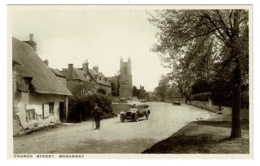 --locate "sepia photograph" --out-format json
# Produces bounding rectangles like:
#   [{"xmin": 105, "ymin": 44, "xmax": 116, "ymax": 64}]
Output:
[{"xmin": 7, "ymin": 4, "xmax": 252, "ymax": 159}]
